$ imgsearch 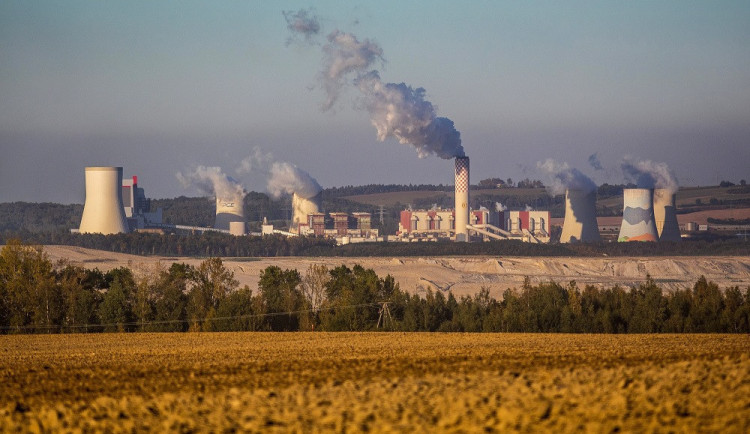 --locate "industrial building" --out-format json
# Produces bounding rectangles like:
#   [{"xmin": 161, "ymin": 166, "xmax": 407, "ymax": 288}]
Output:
[
  {"xmin": 78, "ymin": 167, "xmax": 130, "ymax": 235},
  {"xmin": 397, "ymin": 207, "xmax": 549, "ymax": 243},
  {"xmin": 618, "ymin": 188, "xmax": 659, "ymax": 242},
  {"xmin": 122, "ymin": 176, "xmax": 163, "ymax": 231},
  {"xmin": 560, "ymin": 189, "xmax": 601, "ymax": 243}
]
